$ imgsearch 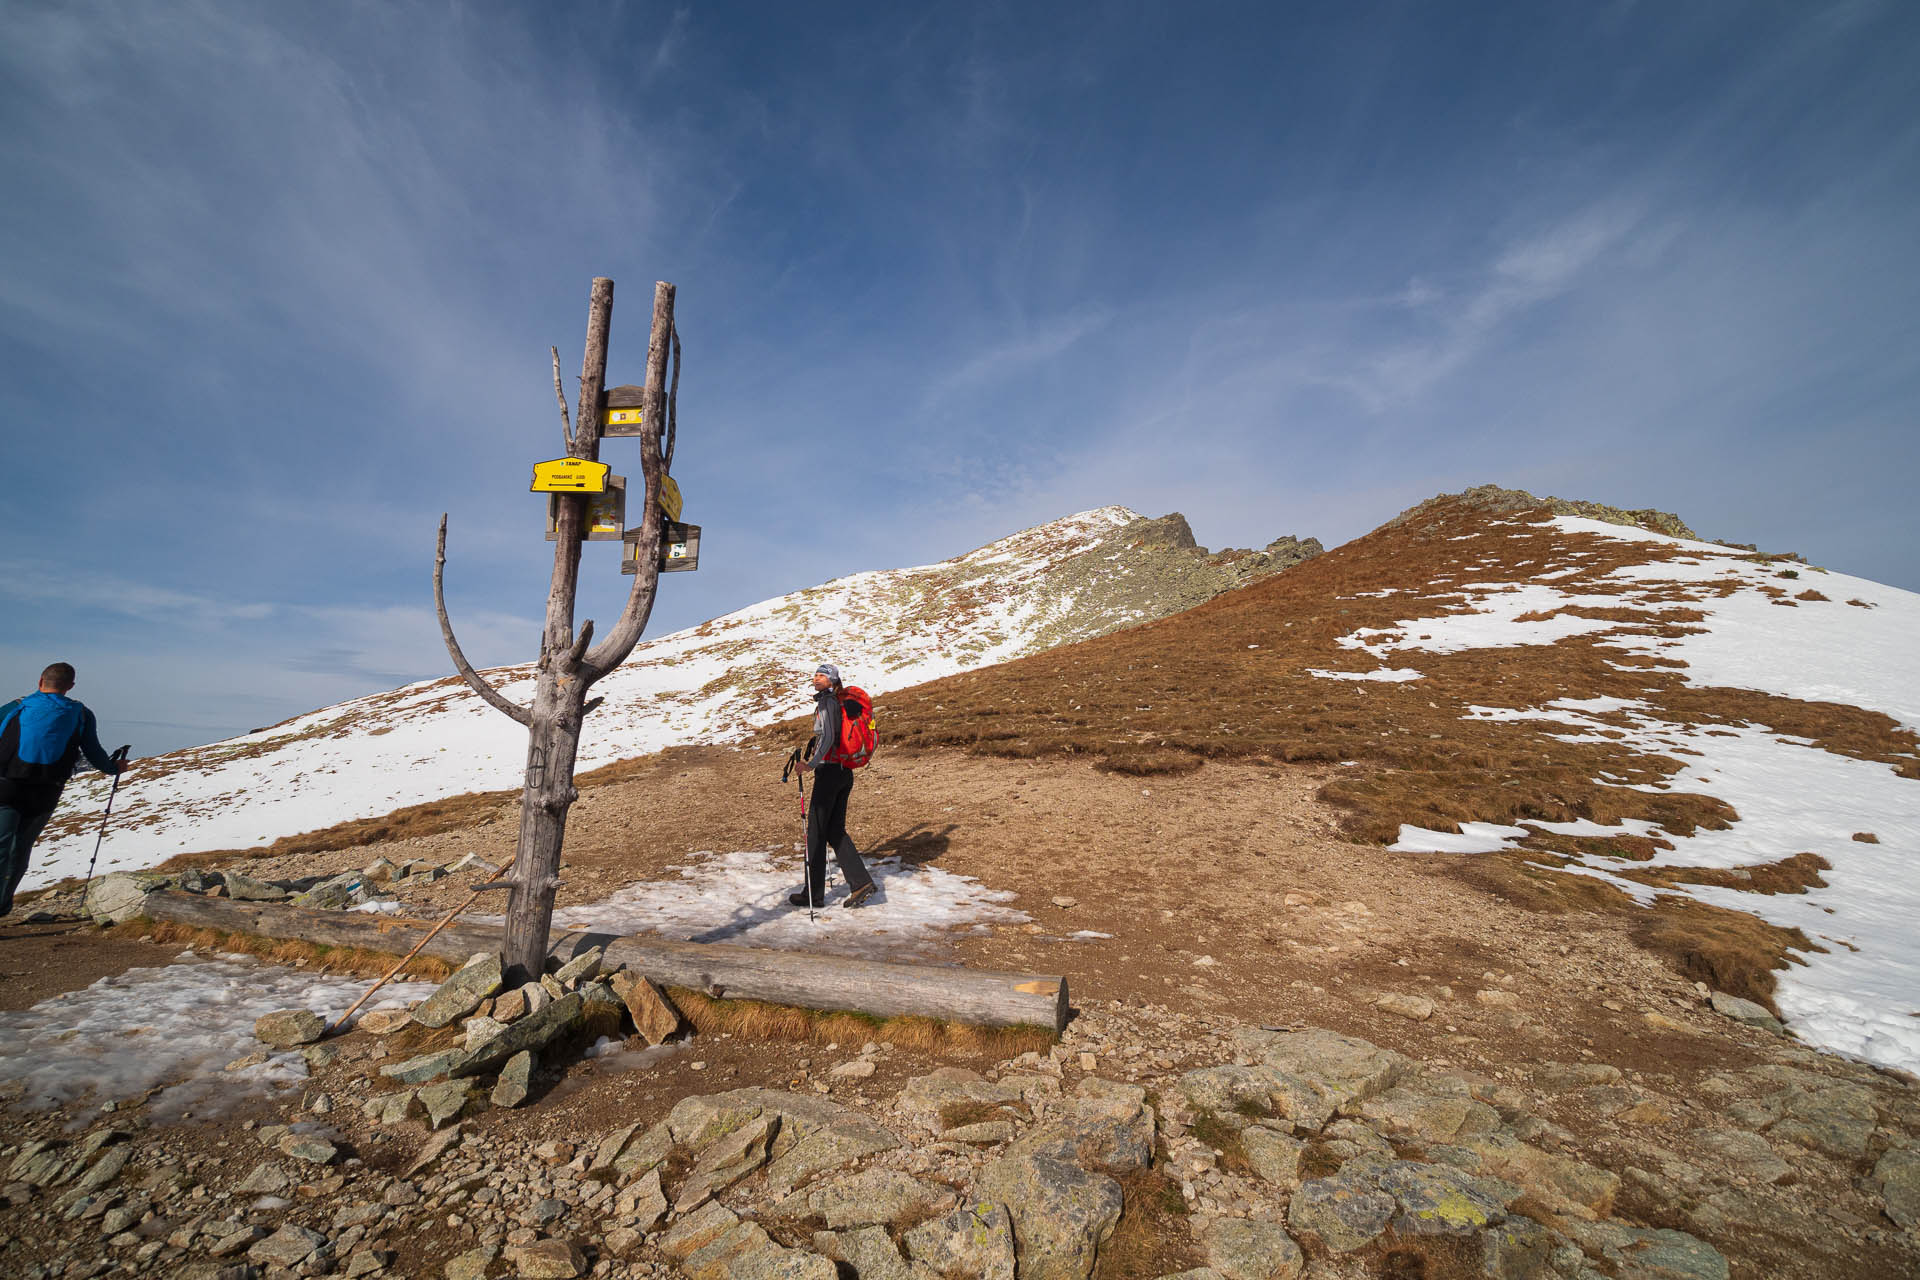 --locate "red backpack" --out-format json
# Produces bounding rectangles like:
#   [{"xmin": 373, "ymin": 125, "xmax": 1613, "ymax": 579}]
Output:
[{"xmin": 827, "ymin": 685, "xmax": 877, "ymax": 768}]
